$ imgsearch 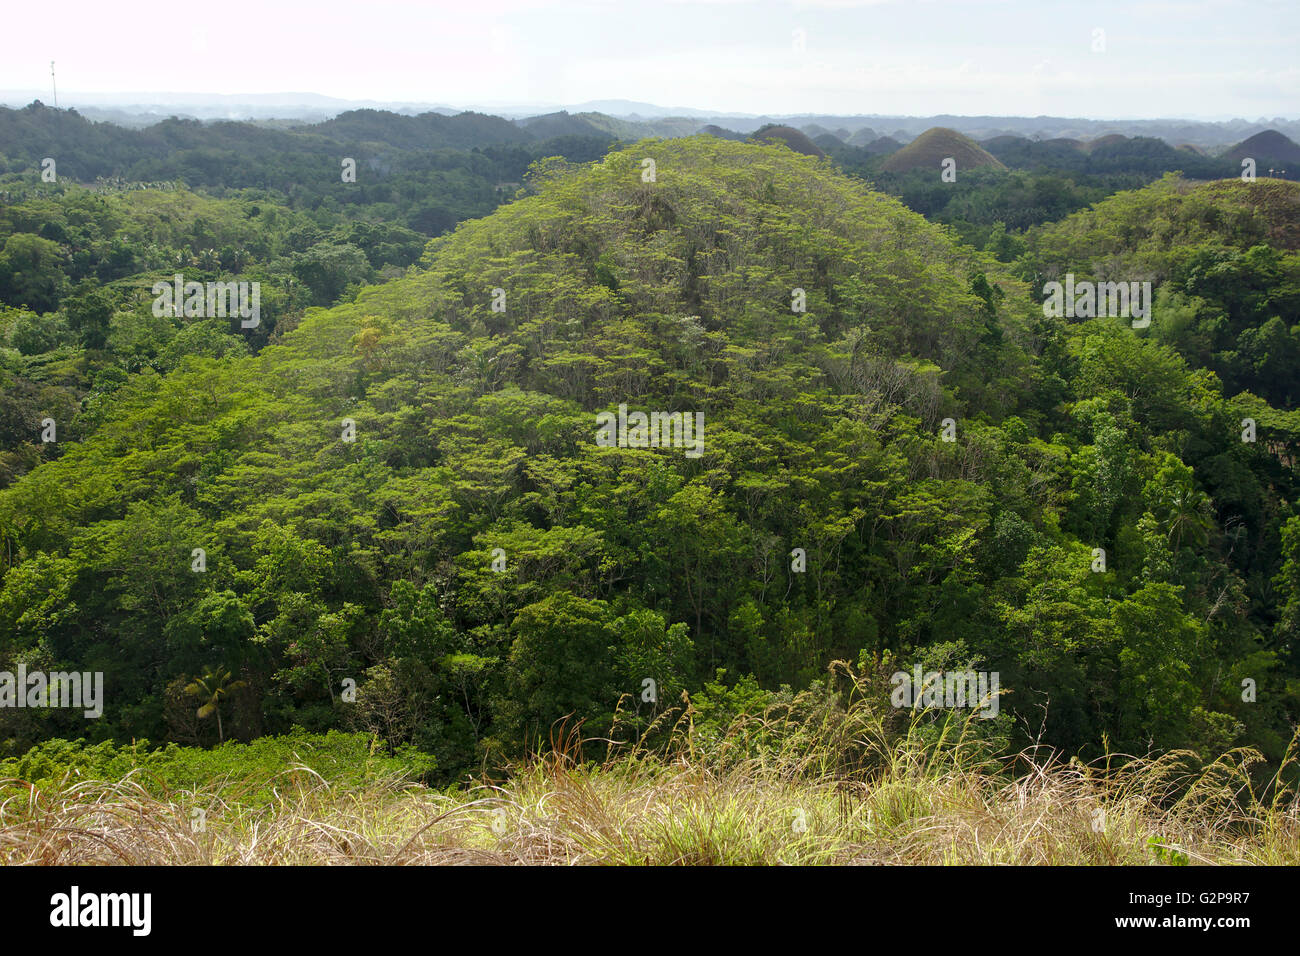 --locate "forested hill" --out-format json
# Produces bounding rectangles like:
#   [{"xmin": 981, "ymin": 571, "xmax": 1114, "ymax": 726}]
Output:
[
  {"xmin": 0, "ymin": 102, "xmax": 585, "ymax": 182},
  {"xmin": 1, "ymin": 138, "xmax": 1297, "ymax": 778},
  {"xmin": 0, "ymin": 102, "xmax": 615, "ymax": 235},
  {"xmin": 1020, "ymin": 175, "xmax": 1300, "ymax": 407}
]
